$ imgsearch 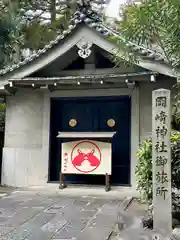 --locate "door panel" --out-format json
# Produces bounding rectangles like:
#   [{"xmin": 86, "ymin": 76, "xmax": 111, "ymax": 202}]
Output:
[
  {"xmin": 98, "ymin": 99, "xmax": 131, "ymax": 185},
  {"xmin": 57, "ymin": 100, "xmax": 105, "ymax": 184},
  {"xmin": 49, "ymin": 97, "xmax": 131, "ymax": 186},
  {"xmin": 61, "ymin": 101, "xmax": 98, "ymax": 131}
]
